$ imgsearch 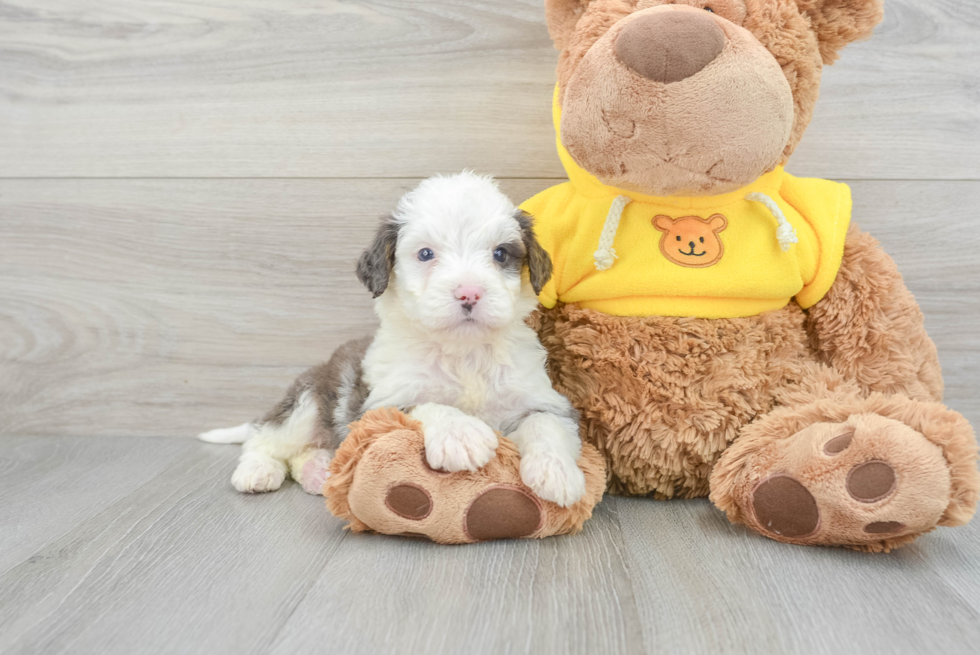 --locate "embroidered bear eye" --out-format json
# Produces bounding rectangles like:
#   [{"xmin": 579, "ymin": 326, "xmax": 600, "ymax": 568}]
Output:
[
  {"xmin": 676, "ymin": 236, "xmax": 682, "ymax": 241},
  {"xmin": 418, "ymin": 248, "xmax": 434, "ymax": 262},
  {"xmin": 700, "ymin": 237, "xmax": 705, "ymax": 243}
]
